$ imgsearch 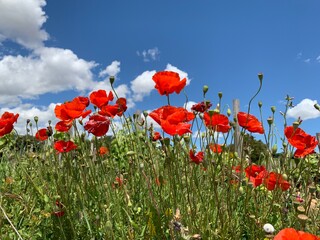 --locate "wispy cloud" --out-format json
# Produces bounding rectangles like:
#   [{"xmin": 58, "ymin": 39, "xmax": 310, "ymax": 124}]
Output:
[
  {"xmin": 287, "ymin": 98, "xmax": 320, "ymax": 120},
  {"xmin": 137, "ymin": 47, "xmax": 160, "ymax": 62}
]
